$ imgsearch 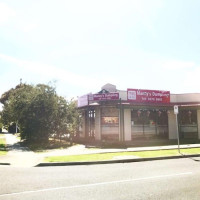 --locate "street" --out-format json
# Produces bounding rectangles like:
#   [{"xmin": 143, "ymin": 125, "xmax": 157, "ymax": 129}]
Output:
[{"xmin": 0, "ymin": 157, "xmax": 200, "ymax": 200}]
